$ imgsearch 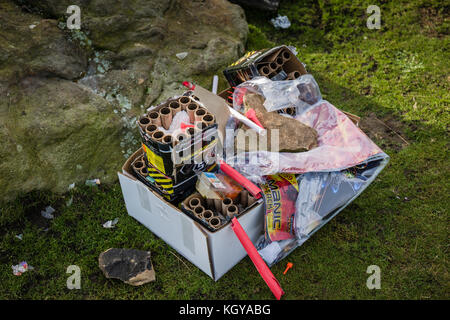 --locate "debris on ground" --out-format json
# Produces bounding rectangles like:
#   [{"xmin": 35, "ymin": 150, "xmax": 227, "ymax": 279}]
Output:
[
  {"xmin": 176, "ymin": 52, "xmax": 189, "ymax": 60},
  {"xmin": 98, "ymin": 248, "xmax": 156, "ymax": 286},
  {"xmin": 85, "ymin": 179, "xmax": 101, "ymax": 186},
  {"xmin": 68, "ymin": 183, "xmax": 75, "ymax": 190},
  {"xmin": 41, "ymin": 206, "xmax": 55, "ymax": 219},
  {"xmin": 102, "ymin": 218, "xmax": 119, "ymax": 229},
  {"xmin": 66, "ymin": 196, "xmax": 73, "ymax": 207},
  {"xmin": 12, "ymin": 261, "xmax": 33, "ymax": 276},
  {"xmin": 15, "ymin": 234, "xmax": 23, "ymax": 240},
  {"xmin": 270, "ymin": 15, "xmax": 291, "ymax": 29}
]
